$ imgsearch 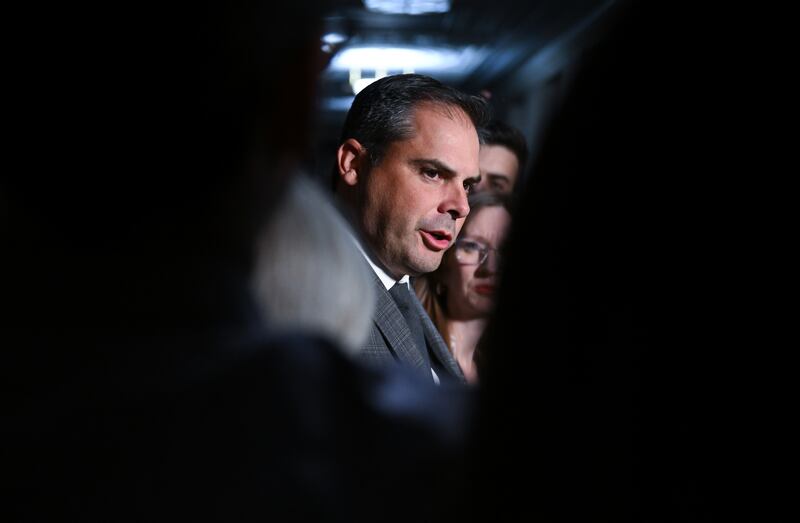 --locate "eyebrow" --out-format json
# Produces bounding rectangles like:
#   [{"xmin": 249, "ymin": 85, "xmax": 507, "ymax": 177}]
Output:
[
  {"xmin": 411, "ymin": 158, "xmax": 481, "ymax": 185},
  {"xmin": 486, "ymin": 173, "xmax": 511, "ymax": 183},
  {"xmin": 410, "ymin": 158, "xmax": 454, "ymax": 175}
]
